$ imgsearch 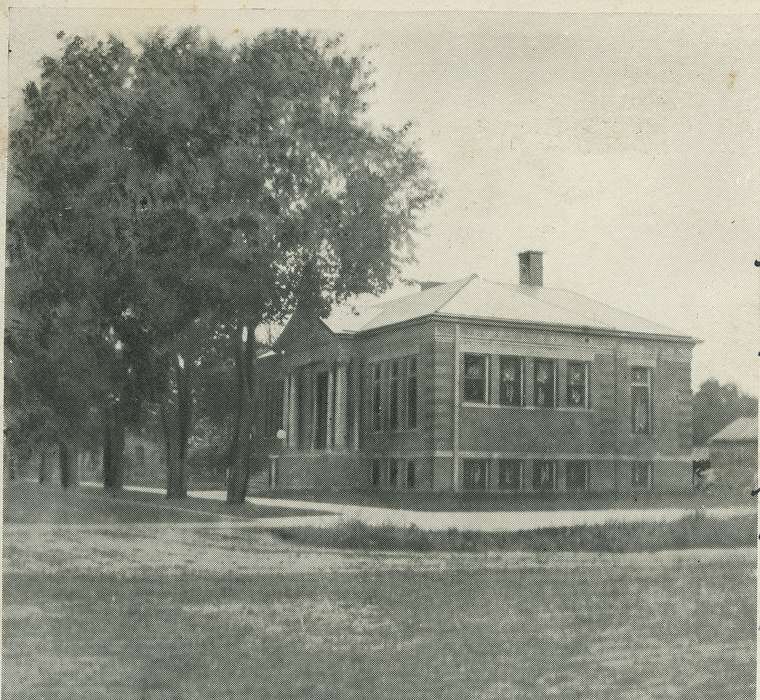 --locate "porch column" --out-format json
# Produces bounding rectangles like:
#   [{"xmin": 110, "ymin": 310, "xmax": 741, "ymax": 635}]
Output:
[
  {"xmin": 287, "ymin": 372, "xmax": 297, "ymax": 448},
  {"xmin": 282, "ymin": 373, "xmax": 290, "ymax": 441},
  {"xmin": 326, "ymin": 366, "xmax": 335, "ymax": 448},
  {"xmin": 334, "ymin": 363, "xmax": 348, "ymax": 448},
  {"xmin": 351, "ymin": 361, "xmax": 361, "ymax": 452}
]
